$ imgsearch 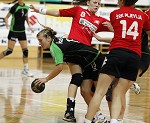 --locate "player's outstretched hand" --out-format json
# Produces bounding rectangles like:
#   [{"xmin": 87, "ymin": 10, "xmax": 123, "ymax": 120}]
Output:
[{"xmin": 30, "ymin": 5, "xmax": 39, "ymax": 13}]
